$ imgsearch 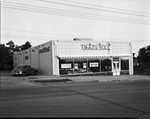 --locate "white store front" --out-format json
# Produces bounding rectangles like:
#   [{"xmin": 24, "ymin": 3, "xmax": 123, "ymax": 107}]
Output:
[{"xmin": 13, "ymin": 39, "xmax": 133, "ymax": 76}]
